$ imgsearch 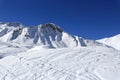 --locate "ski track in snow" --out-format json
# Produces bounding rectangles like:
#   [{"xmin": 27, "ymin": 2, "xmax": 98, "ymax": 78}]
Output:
[{"xmin": 0, "ymin": 47, "xmax": 119, "ymax": 80}]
